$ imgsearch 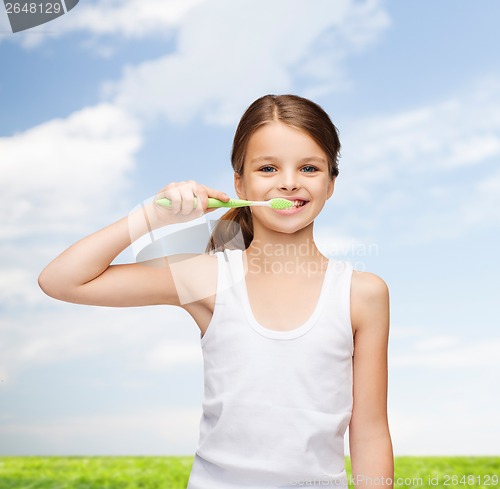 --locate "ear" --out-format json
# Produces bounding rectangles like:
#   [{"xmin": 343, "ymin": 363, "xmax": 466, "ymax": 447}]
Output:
[
  {"xmin": 234, "ymin": 172, "xmax": 246, "ymax": 199},
  {"xmin": 326, "ymin": 177, "xmax": 335, "ymax": 200}
]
